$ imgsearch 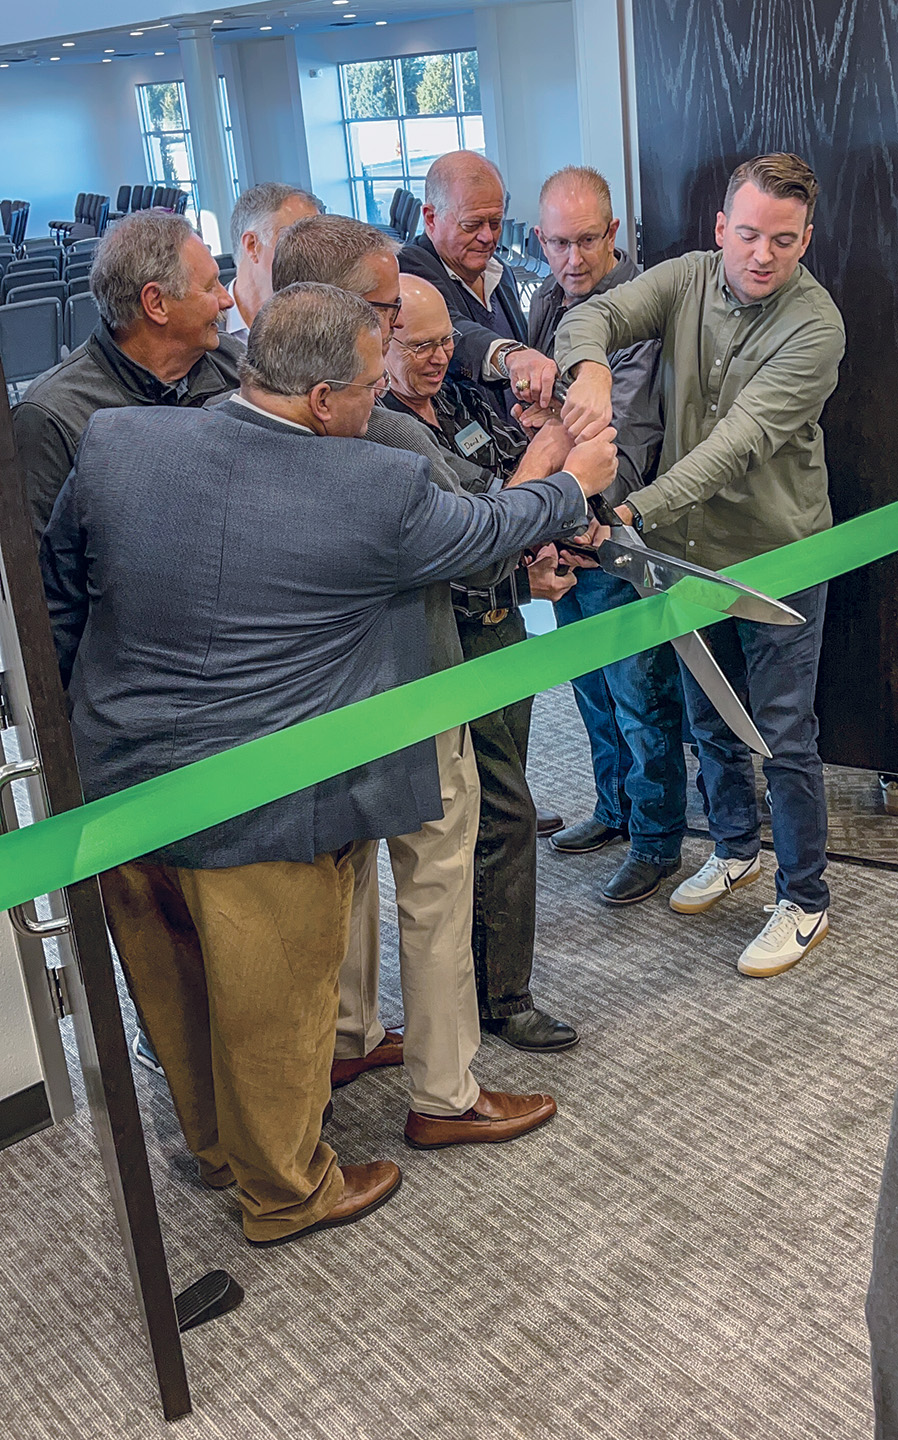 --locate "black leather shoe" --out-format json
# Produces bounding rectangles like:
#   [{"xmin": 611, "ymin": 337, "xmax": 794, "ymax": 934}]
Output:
[
  {"xmin": 549, "ymin": 817, "xmax": 629, "ymax": 853},
  {"xmin": 536, "ymin": 808, "xmax": 565, "ymax": 838},
  {"xmin": 484, "ymin": 1007, "xmax": 579, "ymax": 1052},
  {"xmin": 601, "ymin": 854, "xmax": 681, "ymax": 906}
]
